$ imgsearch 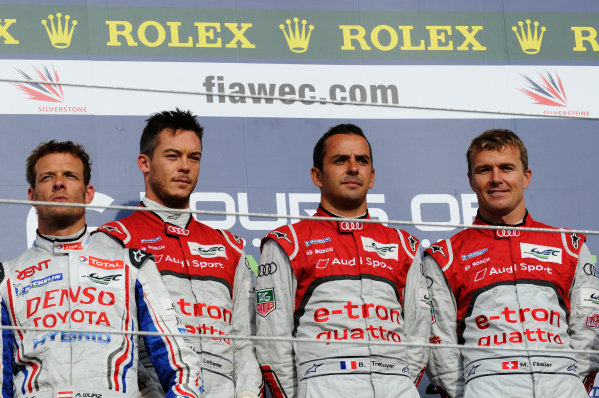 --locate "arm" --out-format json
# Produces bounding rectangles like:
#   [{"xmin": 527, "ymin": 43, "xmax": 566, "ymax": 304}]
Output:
[
  {"xmin": 0, "ymin": 264, "xmax": 14, "ymax": 398},
  {"xmin": 232, "ymin": 252, "xmax": 264, "ymax": 398},
  {"xmin": 423, "ymin": 254, "xmax": 463, "ymax": 398},
  {"xmin": 568, "ymin": 243, "xmax": 599, "ymax": 391},
  {"xmin": 401, "ymin": 252, "xmax": 430, "ymax": 384},
  {"xmin": 254, "ymin": 239, "xmax": 296, "ymax": 398},
  {"xmin": 135, "ymin": 255, "xmax": 202, "ymax": 398}
]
